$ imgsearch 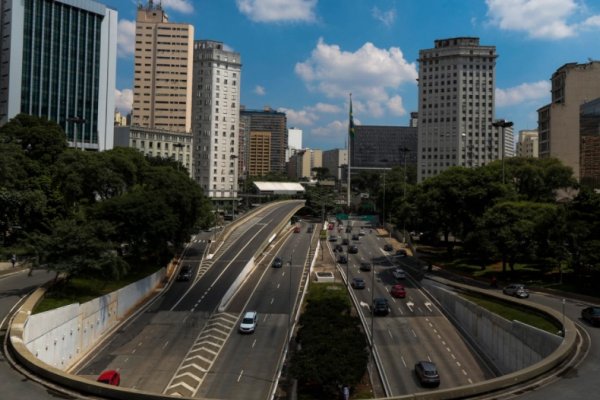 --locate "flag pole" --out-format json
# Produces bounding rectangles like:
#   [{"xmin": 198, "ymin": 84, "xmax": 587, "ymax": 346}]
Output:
[{"xmin": 347, "ymin": 93, "xmax": 353, "ymax": 208}]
